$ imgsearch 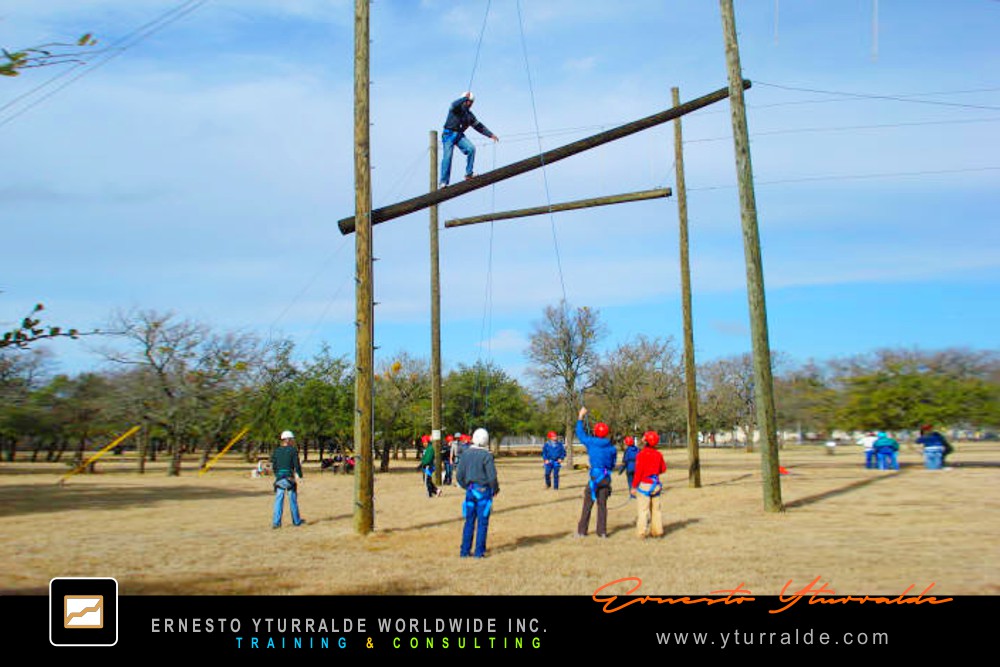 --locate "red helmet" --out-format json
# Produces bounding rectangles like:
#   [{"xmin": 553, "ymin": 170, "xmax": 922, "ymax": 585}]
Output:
[
  {"xmin": 643, "ymin": 430, "xmax": 660, "ymax": 447},
  {"xmin": 460, "ymin": 433, "xmax": 471, "ymax": 443},
  {"xmin": 446, "ymin": 434, "xmax": 454, "ymax": 443},
  {"xmin": 547, "ymin": 430, "xmax": 558, "ymax": 440},
  {"xmin": 421, "ymin": 434, "xmax": 430, "ymax": 445},
  {"xmin": 594, "ymin": 422, "xmax": 609, "ymax": 438},
  {"xmin": 624, "ymin": 436, "xmax": 634, "ymax": 446}
]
